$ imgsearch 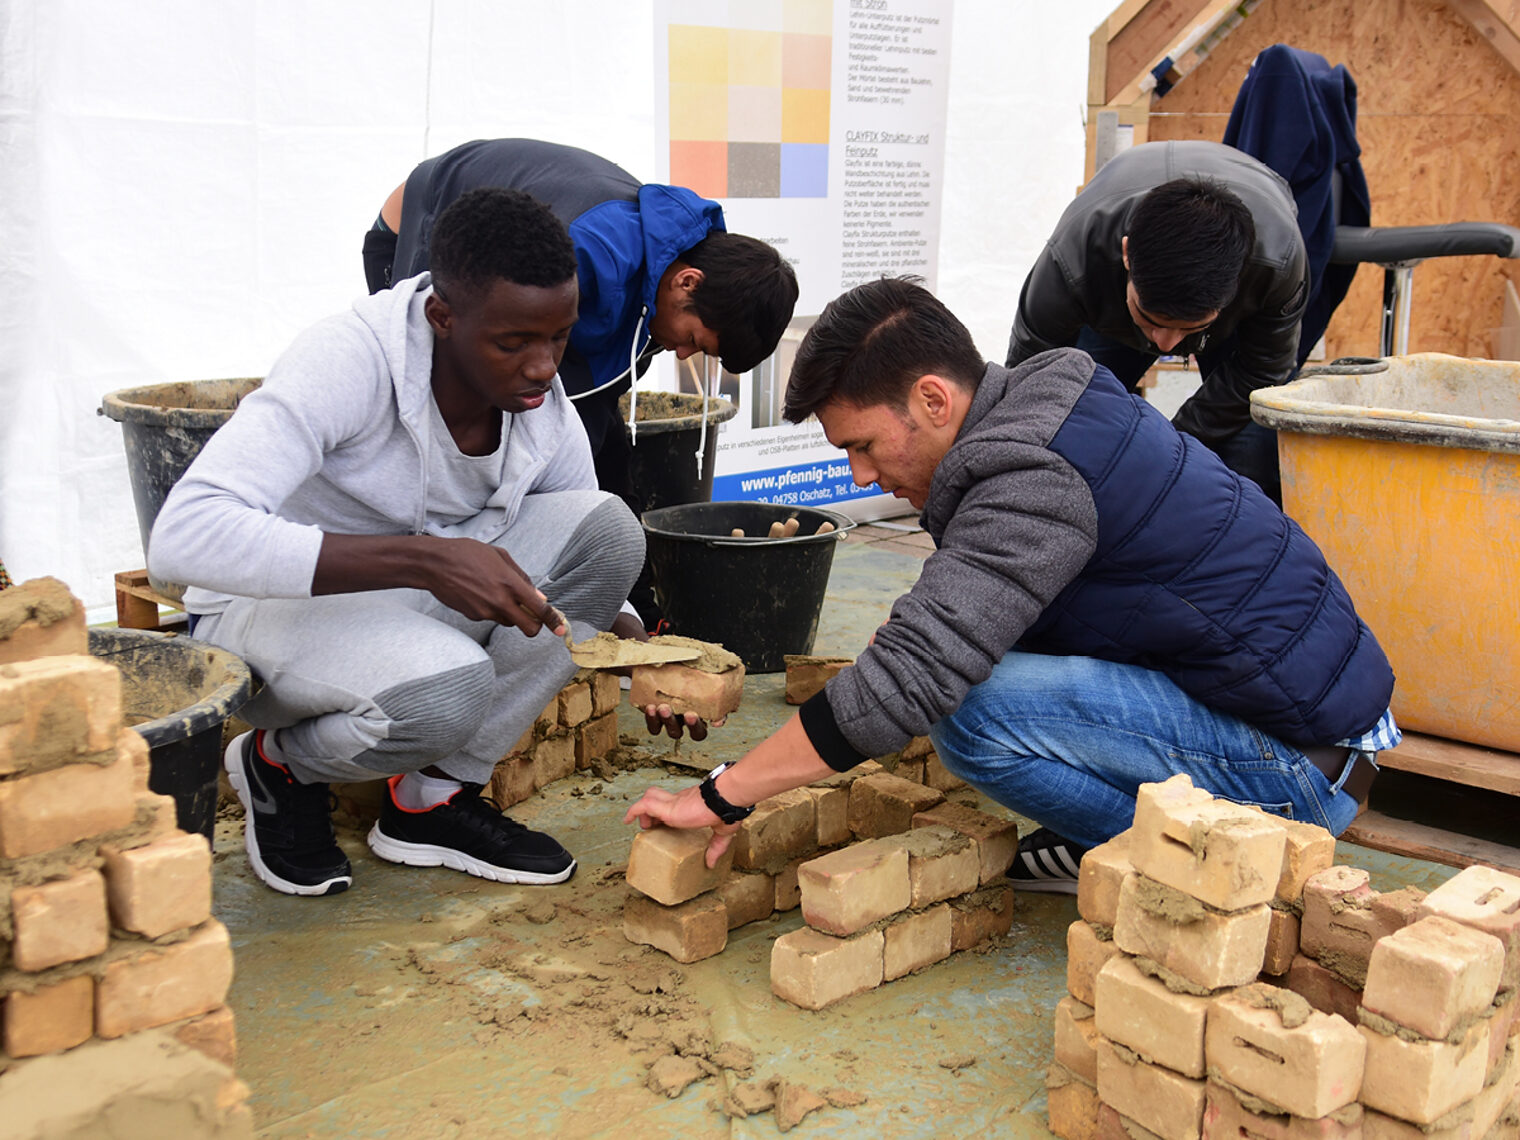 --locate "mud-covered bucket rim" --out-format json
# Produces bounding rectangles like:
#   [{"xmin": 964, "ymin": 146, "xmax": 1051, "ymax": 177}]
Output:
[{"xmin": 99, "ymin": 378, "xmax": 262, "ymax": 428}]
